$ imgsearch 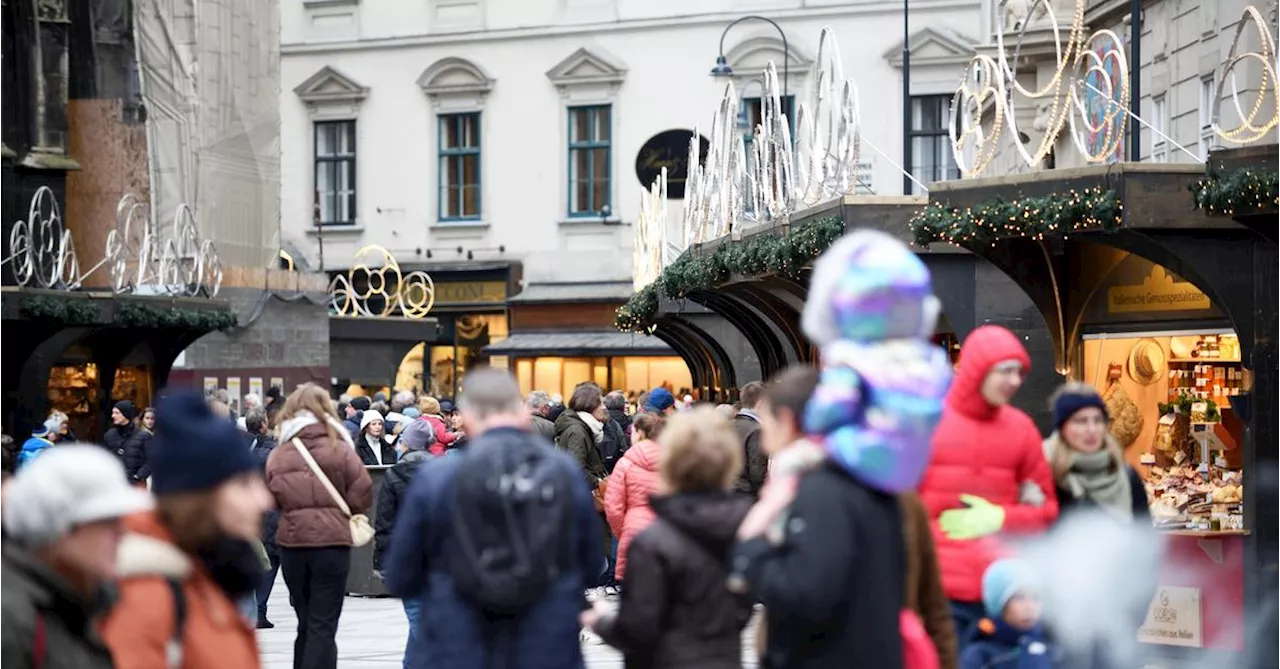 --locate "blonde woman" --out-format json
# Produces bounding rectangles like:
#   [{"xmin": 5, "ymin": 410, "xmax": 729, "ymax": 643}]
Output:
[
  {"xmin": 1043, "ymin": 382, "xmax": 1149, "ymax": 524},
  {"xmin": 266, "ymin": 384, "xmax": 373, "ymax": 669},
  {"xmin": 582, "ymin": 407, "xmax": 753, "ymax": 669}
]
